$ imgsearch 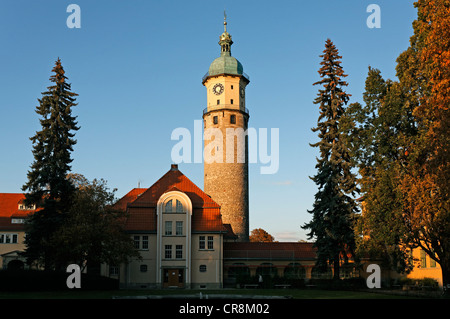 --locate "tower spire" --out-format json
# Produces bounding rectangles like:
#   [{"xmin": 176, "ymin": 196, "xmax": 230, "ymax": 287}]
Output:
[
  {"xmin": 224, "ymin": 10, "xmax": 227, "ymax": 32},
  {"xmin": 219, "ymin": 11, "xmax": 233, "ymax": 56}
]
